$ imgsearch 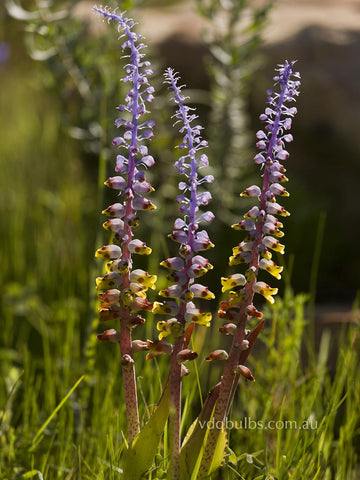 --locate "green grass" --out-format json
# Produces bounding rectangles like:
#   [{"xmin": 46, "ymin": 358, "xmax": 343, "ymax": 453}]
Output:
[{"xmin": 1, "ymin": 45, "xmax": 359, "ymax": 480}]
